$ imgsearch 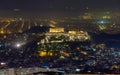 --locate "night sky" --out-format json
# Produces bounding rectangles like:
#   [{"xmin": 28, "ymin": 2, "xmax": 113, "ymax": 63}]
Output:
[{"xmin": 0, "ymin": 0, "xmax": 120, "ymax": 16}]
